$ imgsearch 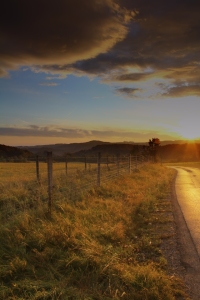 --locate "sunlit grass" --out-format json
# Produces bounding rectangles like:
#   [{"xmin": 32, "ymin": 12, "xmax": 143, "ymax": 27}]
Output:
[
  {"xmin": 0, "ymin": 162, "xmax": 94, "ymax": 184},
  {"xmin": 0, "ymin": 163, "xmax": 189, "ymax": 299}
]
